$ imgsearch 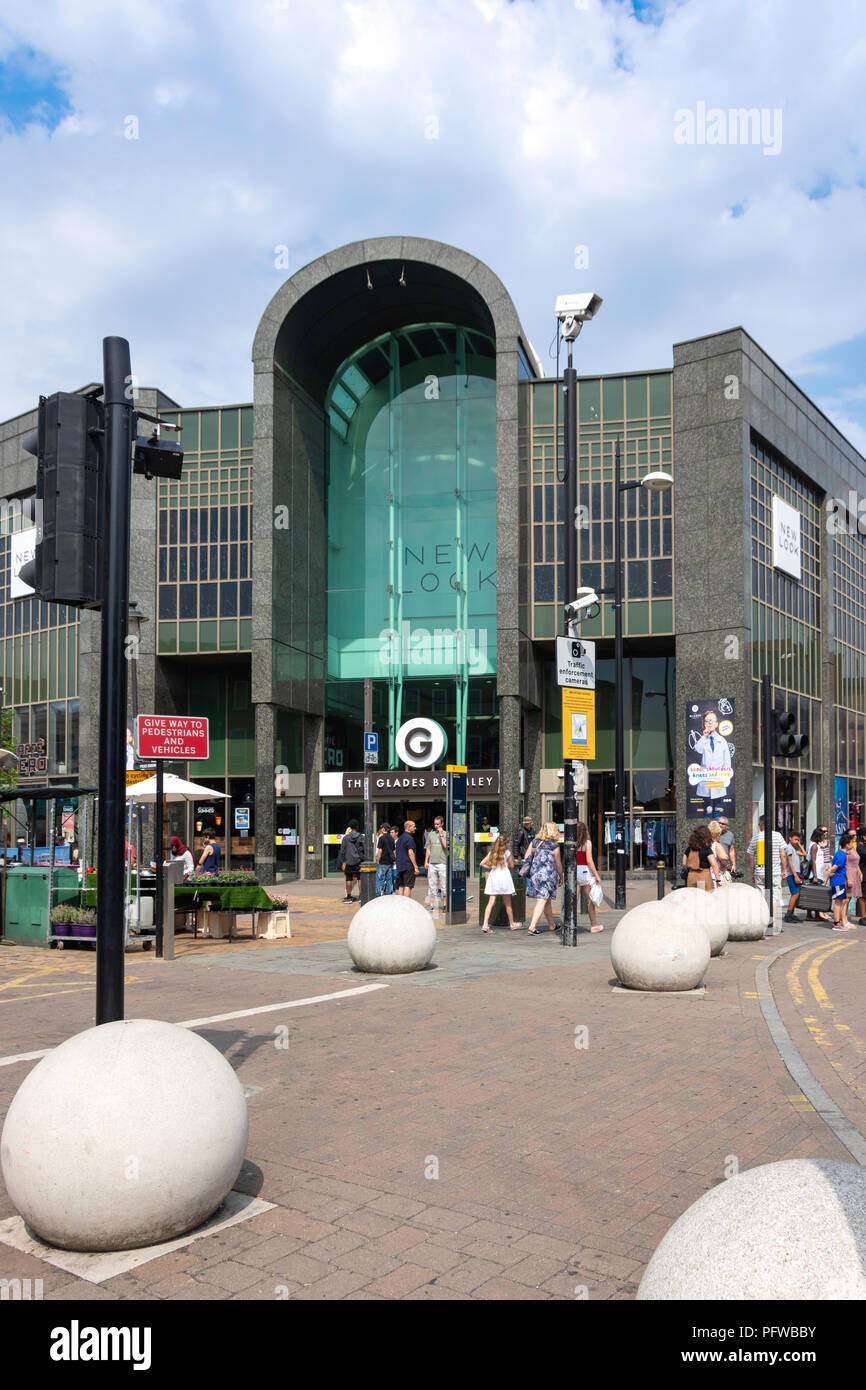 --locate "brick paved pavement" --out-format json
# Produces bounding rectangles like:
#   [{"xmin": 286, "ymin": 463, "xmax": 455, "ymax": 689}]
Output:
[{"xmin": 0, "ymin": 905, "xmax": 862, "ymax": 1301}]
